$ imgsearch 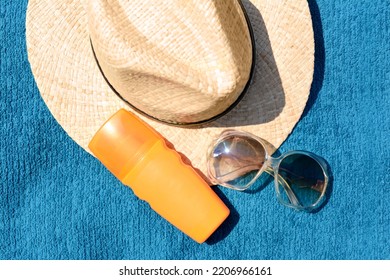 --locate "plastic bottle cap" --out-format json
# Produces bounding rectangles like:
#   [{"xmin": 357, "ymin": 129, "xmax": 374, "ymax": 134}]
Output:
[{"xmin": 88, "ymin": 109, "xmax": 159, "ymax": 181}]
